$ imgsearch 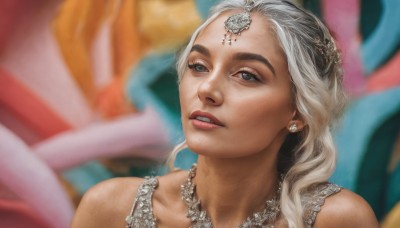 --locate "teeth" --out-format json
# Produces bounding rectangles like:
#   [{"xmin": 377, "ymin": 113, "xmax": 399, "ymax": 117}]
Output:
[{"xmin": 195, "ymin": 116, "xmax": 212, "ymax": 123}]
